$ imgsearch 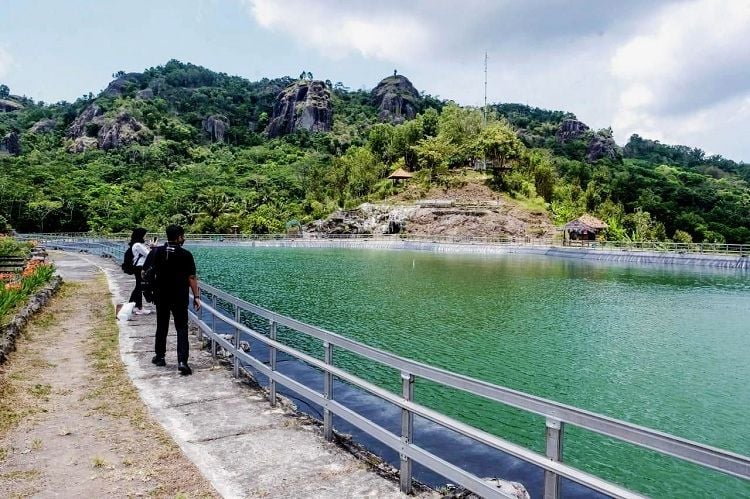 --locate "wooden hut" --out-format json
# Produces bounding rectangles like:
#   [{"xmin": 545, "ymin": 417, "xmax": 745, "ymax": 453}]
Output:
[
  {"xmin": 564, "ymin": 214, "xmax": 608, "ymax": 242},
  {"xmin": 387, "ymin": 167, "xmax": 413, "ymax": 184}
]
